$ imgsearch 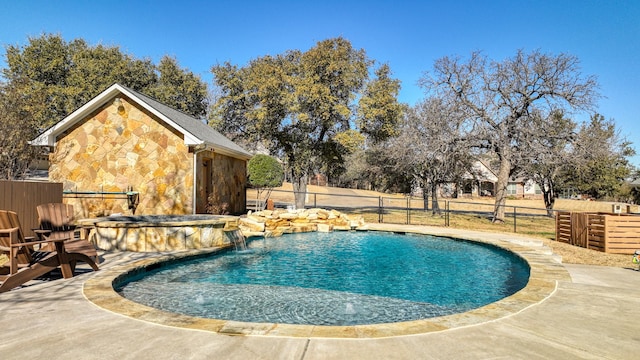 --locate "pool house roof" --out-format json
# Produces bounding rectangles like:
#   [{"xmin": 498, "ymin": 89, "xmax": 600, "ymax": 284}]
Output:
[{"xmin": 31, "ymin": 83, "xmax": 252, "ymax": 160}]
